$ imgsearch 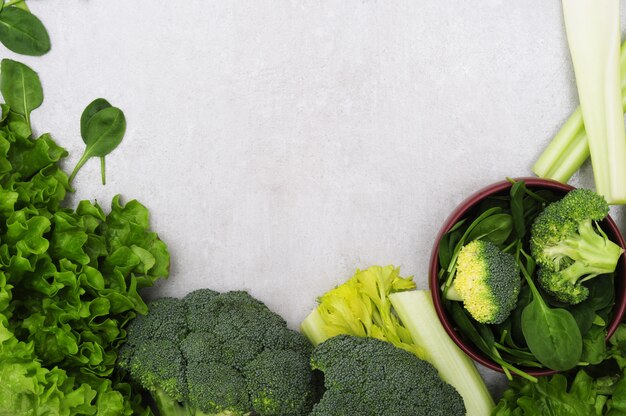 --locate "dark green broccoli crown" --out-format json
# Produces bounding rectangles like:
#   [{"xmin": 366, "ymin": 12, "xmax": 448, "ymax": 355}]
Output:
[
  {"xmin": 186, "ymin": 361, "xmax": 250, "ymax": 415},
  {"xmin": 530, "ymin": 189, "xmax": 623, "ymax": 304},
  {"xmin": 243, "ymin": 349, "xmax": 316, "ymax": 416},
  {"xmin": 117, "ymin": 339, "xmax": 187, "ymax": 402},
  {"xmin": 537, "ymin": 268, "xmax": 589, "ymax": 305},
  {"xmin": 124, "ymin": 297, "xmax": 188, "ymax": 343},
  {"xmin": 310, "ymin": 335, "xmax": 466, "ymax": 416},
  {"xmin": 118, "ymin": 289, "xmax": 316, "ymax": 416},
  {"xmin": 556, "ymin": 188, "xmax": 609, "ymax": 222},
  {"xmin": 455, "ymin": 240, "xmax": 521, "ymax": 324}
]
